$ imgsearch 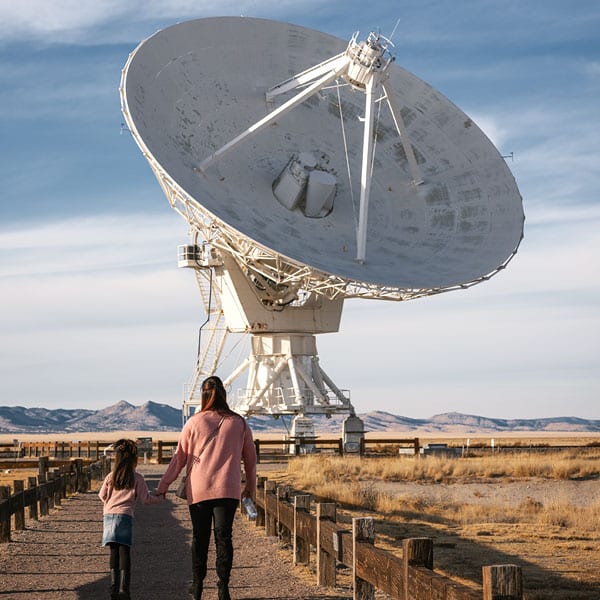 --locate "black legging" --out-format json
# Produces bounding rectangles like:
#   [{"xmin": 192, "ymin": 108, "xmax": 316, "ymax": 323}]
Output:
[
  {"xmin": 189, "ymin": 498, "xmax": 238, "ymax": 586},
  {"xmin": 109, "ymin": 542, "xmax": 131, "ymax": 571}
]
